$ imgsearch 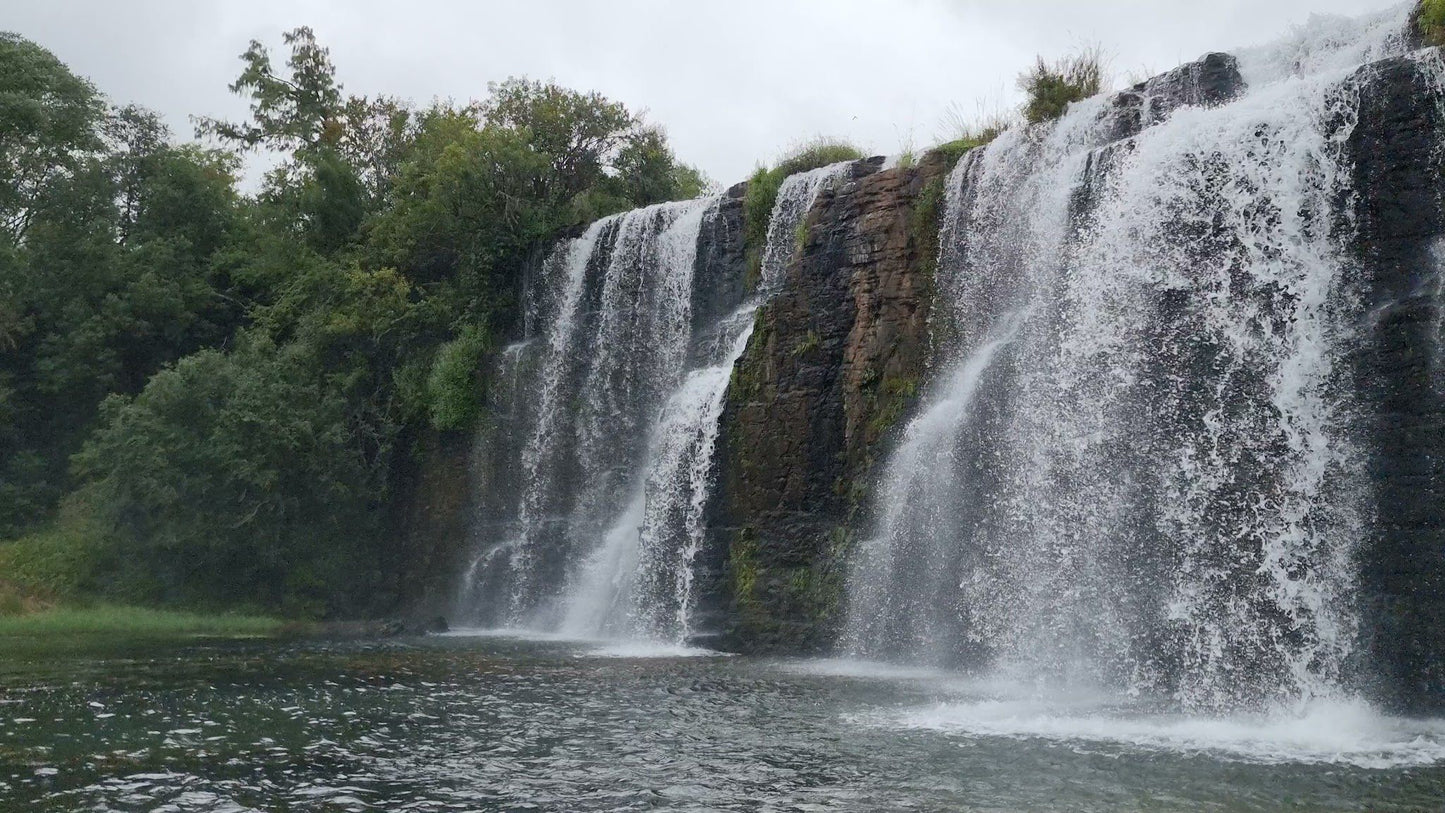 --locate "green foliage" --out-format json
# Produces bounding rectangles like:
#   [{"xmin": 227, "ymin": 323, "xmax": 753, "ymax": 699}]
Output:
[
  {"xmin": 0, "ymin": 508, "xmax": 105, "ymax": 599},
  {"xmin": 0, "ymin": 102, "xmax": 245, "ymax": 535},
  {"xmin": 0, "ymin": 32, "xmax": 104, "ymax": 246},
  {"xmin": 728, "ymin": 530, "xmax": 762, "ymax": 620},
  {"xmin": 1018, "ymin": 48, "xmax": 1106, "ymax": 124},
  {"xmin": 669, "ymin": 162, "xmax": 715, "ymax": 200},
  {"xmin": 866, "ymin": 375, "xmax": 921, "ymax": 439},
  {"xmin": 0, "ymin": 26, "xmax": 711, "ymax": 619},
  {"xmin": 1419, "ymin": 0, "xmax": 1445, "ymax": 46},
  {"xmin": 426, "ymin": 327, "xmax": 489, "ymax": 430},
  {"xmin": 0, "ymin": 605, "xmax": 284, "ymax": 637},
  {"xmin": 483, "ymin": 77, "xmax": 633, "ymax": 192},
  {"xmin": 792, "ymin": 329, "xmax": 820, "ymax": 357},
  {"xmin": 742, "ymin": 138, "xmax": 864, "ymax": 287},
  {"xmin": 928, "ymin": 135, "xmax": 989, "ymax": 168},
  {"xmin": 910, "ymin": 171, "xmax": 950, "ymax": 296},
  {"xmin": 907, "ymin": 135, "xmax": 991, "ymax": 331},
  {"xmin": 195, "ymin": 26, "xmax": 343, "ymax": 155},
  {"xmin": 71, "ymin": 339, "xmax": 386, "ymax": 614}
]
